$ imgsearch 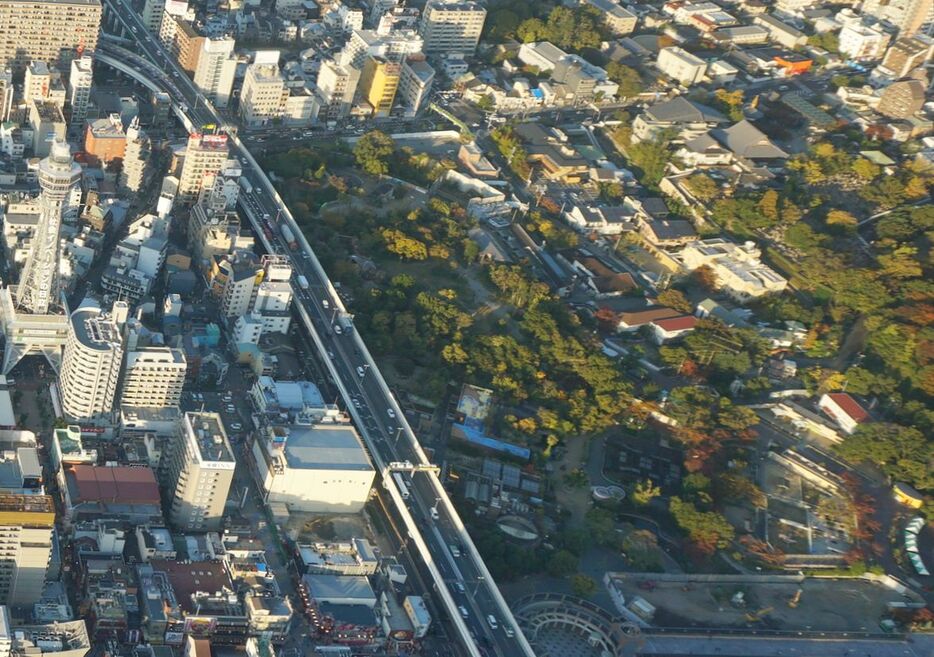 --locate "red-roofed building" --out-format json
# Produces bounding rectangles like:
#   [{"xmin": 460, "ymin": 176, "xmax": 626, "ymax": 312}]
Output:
[
  {"xmin": 61, "ymin": 464, "xmax": 163, "ymax": 527},
  {"xmin": 650, "ymin": 315, "xmax": 698, "ymax": 344},
  {"xmin": 818, "ymin": 393, "xmax": 870, "ymax": 435}
]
